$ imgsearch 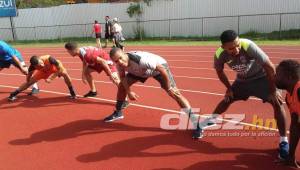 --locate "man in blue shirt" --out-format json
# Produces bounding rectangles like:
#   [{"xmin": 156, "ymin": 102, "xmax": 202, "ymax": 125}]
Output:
[{"xmin": 0, "ymin": 40, "xmax": 39, "ymax": 94}]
